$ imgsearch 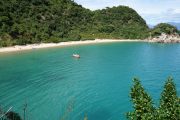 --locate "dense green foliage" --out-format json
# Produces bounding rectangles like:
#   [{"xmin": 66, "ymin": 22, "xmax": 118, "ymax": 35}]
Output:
[
  {"xmin": 157, "ymin": 77, "xmax": 180, "ymax": 119},
  {"xmin": 0, "ymin": 0, "xmax": 93, "ymax": 46},
  {"xmin": 127, "ymin": 77, "xmax": 180, "ymax": 120},
  {"xmin": 90, "ymin": 6, "xmax": 149, "ymax": 39},
  {"xmin": 127, "ymin": 78, "xmax": 155, "ymax": 119},
  {"xmin": 0, "ymin": 0, "xmax": 149, "ymax": 47},
  {"xmin": 151, "ymin": 23, "xmax": 179, "ymax": 36}
]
